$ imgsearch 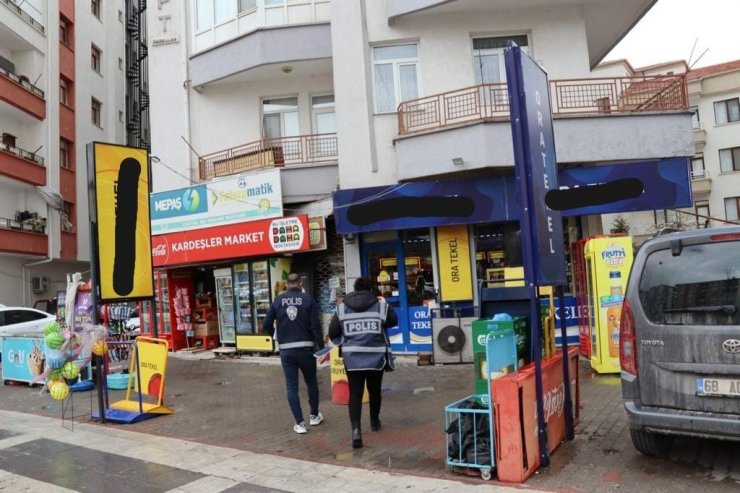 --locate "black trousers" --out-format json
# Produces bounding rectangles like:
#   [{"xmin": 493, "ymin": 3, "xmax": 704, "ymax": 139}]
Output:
[{"xmin": 346, "ymin": 369, "xmax": 383, "ymax": 427}]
